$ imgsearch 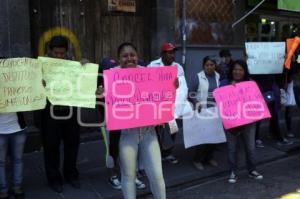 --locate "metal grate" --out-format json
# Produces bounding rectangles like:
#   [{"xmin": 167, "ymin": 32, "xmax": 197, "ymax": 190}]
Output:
[{"xmin": 176, "ymin": 0, "xmax": 234, "ymax": 45}]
